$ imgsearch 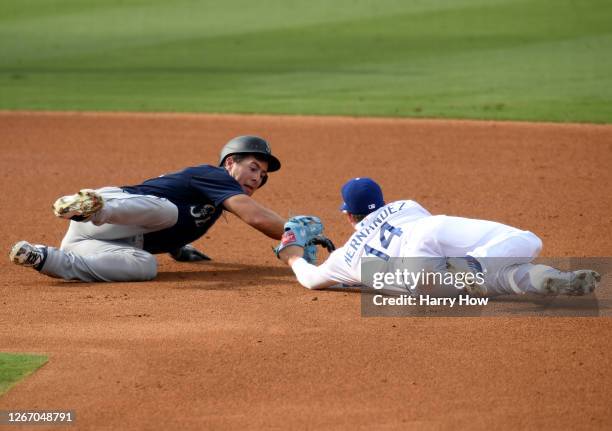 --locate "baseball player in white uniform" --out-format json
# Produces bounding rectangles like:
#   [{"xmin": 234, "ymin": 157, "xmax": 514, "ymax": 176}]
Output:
[{"xmin": 276, "ymin": 178, "xmax": 600, "ymax": 297}]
